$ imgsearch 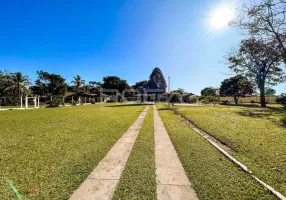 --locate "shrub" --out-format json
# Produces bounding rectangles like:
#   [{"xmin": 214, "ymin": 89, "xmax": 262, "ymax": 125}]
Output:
[
  {"xmin": 276, "ymin": 95, "xmax": 286, "ymax": 107},
  {"xmin": 1, "ymin": 95, "xmax": 21, "ymax": 106},
  {"xmin": 200, "ymin": 96, "xmax": 218, "ymax": 105},
  {"xmin": 47, "ymin": 98, "xmax": 64, "ymax": 108},
  {"xmin": 280, "ymin": 115, "xmax": 286, "ymax": 127},
  {"xmin": 198, "ymin": 96, "xmax": 204, "ymax": 101},
  {"xmin": 250, "ymin": 100, "xmax": 256, "ymax": 103},
  {"xmin": 201, "ymin": 99, "xmax": 209, "ymax": 104},
  {"xmin": 188, "ymin": 96, "xmax": 197, "ymax": 103},
  {"xmin": 91, "ymin": 99, "xmax": 96, "ymax": 104}
]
